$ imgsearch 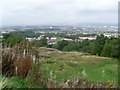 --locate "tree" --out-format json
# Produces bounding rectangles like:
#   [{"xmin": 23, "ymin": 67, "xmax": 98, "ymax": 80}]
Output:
[
  {"xmin": 101, "ymin": 42, "xmax": 112, "ymax": 57},
  {"xmin": 40, "ymin": 37, "xmax": 47, "ymax": 46},
  {"xmin": 111, "ymin": 45, "xmax": 119, "ymax": 58},
  {"xmin": 90, "ymin": 41, "xmax": 100, "ymax": 55},
  {"xmin": 33, "ymin": 37, "xmax": 47, "ymax": 47},
  {"xmin": 3, "ymin": 33, "xmax": 23, "ymax": 47},
  {"xmin": 81, "ymin": 40, "xmax": 90, "ymax": 53},
  {"xmin": 52, "ymin": 40, "xmax": 68, "ymax": 50},
  {"xmin": 63, "ymin": 41, "xmax": 79, "ymax": 51},
  {"xmin": 101, "ymin": 37, "xmax": 119, "ymax": 58},
  {"xmin": 90, "ymin": 34, "xmax": 107, "ymax": 56}
]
